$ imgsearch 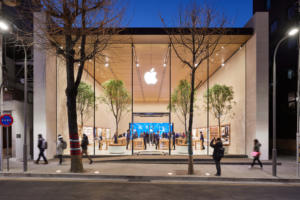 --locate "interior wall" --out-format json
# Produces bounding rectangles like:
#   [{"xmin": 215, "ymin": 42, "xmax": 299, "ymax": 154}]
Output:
[{"xmin": 194, "ymin": 47, "xmax": 246, "ymax": 155}]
